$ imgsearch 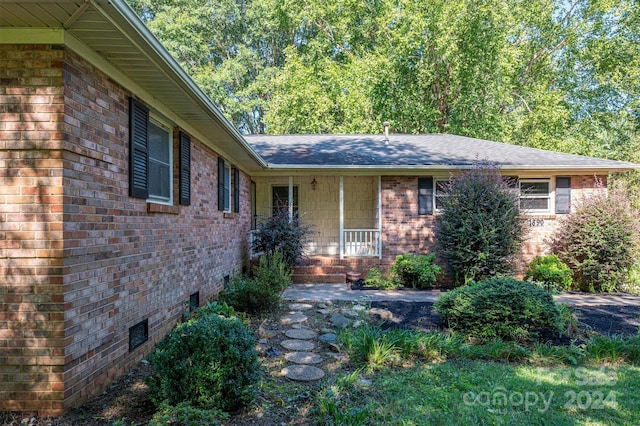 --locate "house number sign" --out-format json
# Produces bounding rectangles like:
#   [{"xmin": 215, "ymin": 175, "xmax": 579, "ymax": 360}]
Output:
[{"xmin": 528, "ymin": 218, "xmax": 545, "ymax": 227}]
